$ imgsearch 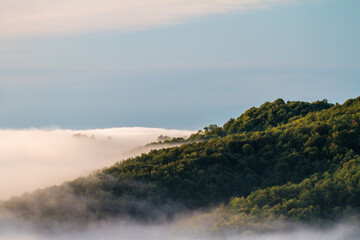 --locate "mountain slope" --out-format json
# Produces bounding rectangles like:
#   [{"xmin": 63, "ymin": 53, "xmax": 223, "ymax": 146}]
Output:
[
  {"xmin": 188, "ymin": 99, "xmax": 332, "ymax": 140},
  {"xmin": 2, "ymin": 97, "xmax": 360, "ymax": 228}
]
